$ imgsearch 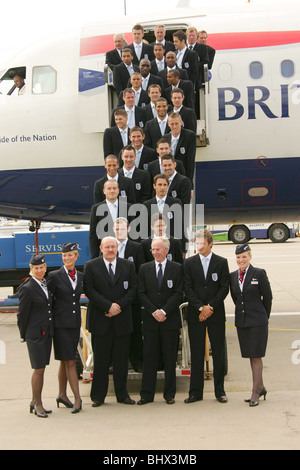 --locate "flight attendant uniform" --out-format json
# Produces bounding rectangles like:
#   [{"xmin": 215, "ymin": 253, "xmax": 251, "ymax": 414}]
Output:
[
  {"xmin": 18, "ymin": 255, "xmax": 53, "ymax": 369},
  {"xmin": 230, "ymin": 245, "xmax": 272, "ymax": 358}
]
